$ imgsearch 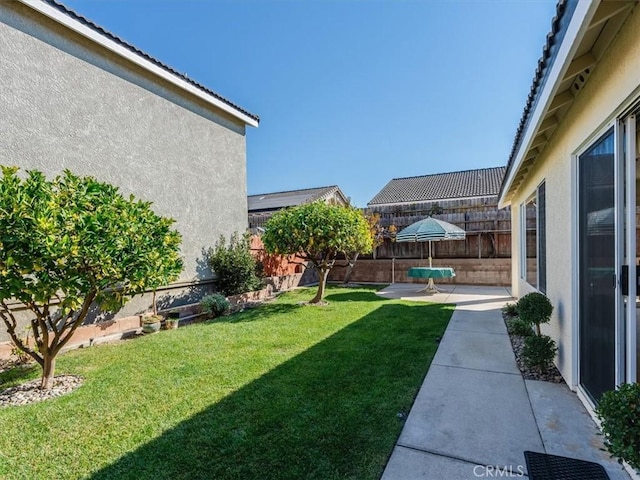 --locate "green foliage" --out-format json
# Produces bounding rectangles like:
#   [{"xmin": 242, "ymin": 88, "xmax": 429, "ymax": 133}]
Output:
[
  {"xmin": 263, "ymin": 202, "xmax": 373, "ymax": 260},
  {"xmin": 517, "ymin": 292, "xmax": 553, "ymax": 335},
  {"xmin": 501, "ymin": 302, "xmax": 518, "ymax": 318},
  {"xmin": 596, "ymin": 383, "xmax": 640, "ymax": 470},
  {"xmin": 200, "ymin": 293, "xmax": 230, "ymax": 317},
  {"xmin": 507, "ymin": 318, "xmax": 533, "ymax": 337},
  {"xmin": 262, "ymin": 202, "xmax": 373, "ymax": 302},
  {"xmin": 523, "ymin": 334, "xmax": 557, "ymax": 372},
  {"xmin": 208, "ymin": 232, "xmax": 262, "ymax": 296},
  {"xmin": 0, "ymin": 166, "xmax": 182, "ymax": 386}
]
